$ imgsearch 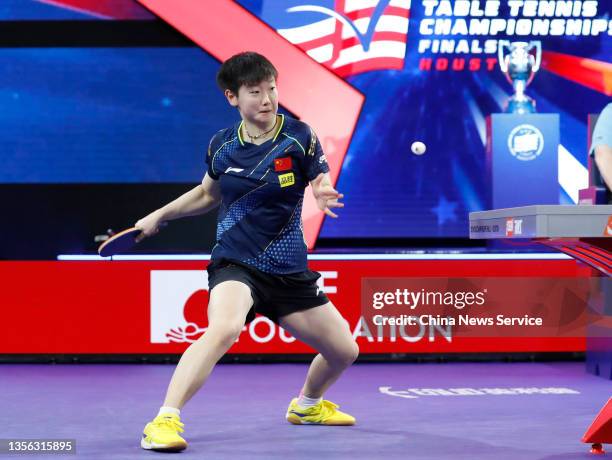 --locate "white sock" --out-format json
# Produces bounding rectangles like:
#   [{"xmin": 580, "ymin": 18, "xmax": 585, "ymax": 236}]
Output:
[
  {"xmin": 297, "ymin": 394, "xmax": 322, "ymax": 408},
  {"xmin": 157, "ymin": 406, "xmax": 181, "ymax": 417}
]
